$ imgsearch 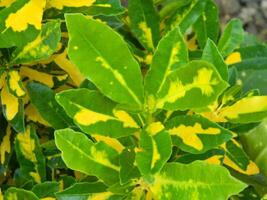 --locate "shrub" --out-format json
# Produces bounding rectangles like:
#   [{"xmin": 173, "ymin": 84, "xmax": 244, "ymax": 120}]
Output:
[{"xmin": 0, "ymin": 0, "xmax": 267, "ymax": 199}]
